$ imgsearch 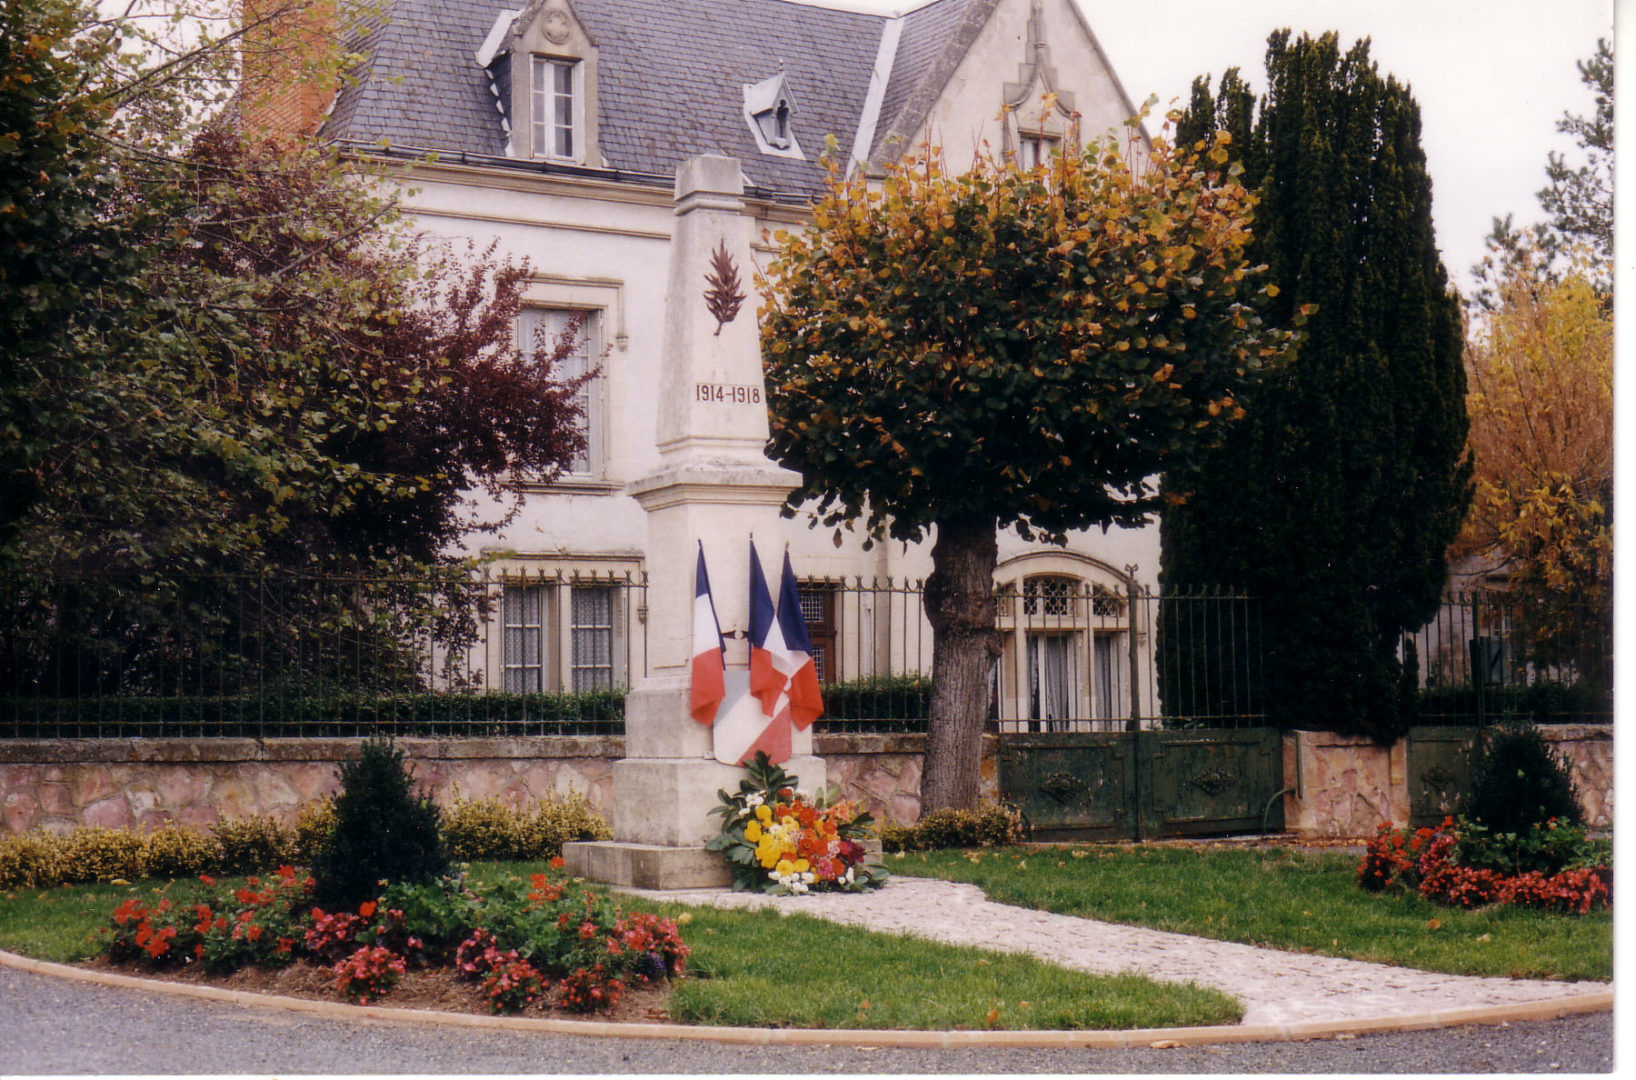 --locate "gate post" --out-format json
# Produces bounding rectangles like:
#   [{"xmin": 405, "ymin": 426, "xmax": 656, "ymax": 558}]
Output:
[{"xmin": 1126, "ymin": 567, "xmax": 1143, "ymax": 841}]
